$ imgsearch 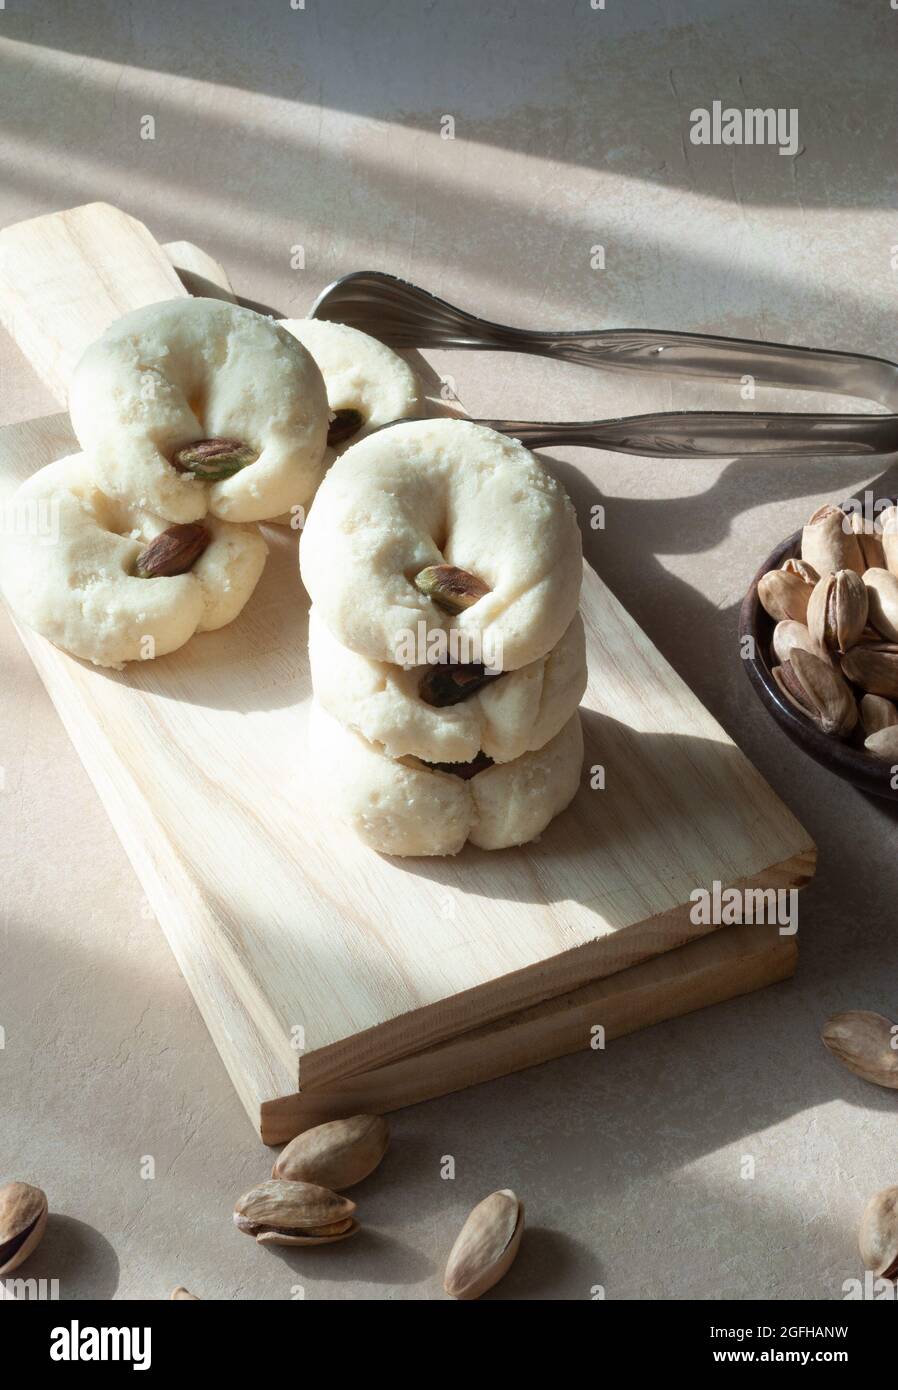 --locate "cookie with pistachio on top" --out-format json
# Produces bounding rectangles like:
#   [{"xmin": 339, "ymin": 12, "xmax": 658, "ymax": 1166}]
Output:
[
  {"xmin": 69, "ymin": 297, "xmax": 329, "ymax": 525},
  {"xmin": 308, "ymin": 699, "xmax": 584, "ymax": 857},
  {"xmin": 0, "ymin": 453, "xmax": 267, "ymax": 668},
  {"xmin": 299, "ymin": 417, "xmax": 582, "ymax": 673},
  {"xmin": 281, "ymin": 317, "xmax": 423, "ymax": 455}
]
